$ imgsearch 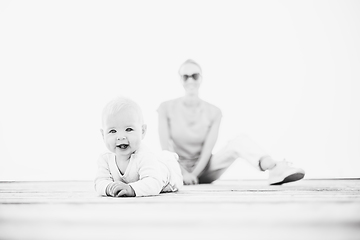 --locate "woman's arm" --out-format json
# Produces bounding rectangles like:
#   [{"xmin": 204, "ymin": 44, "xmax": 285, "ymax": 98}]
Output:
[
  {"xmin": 191, "ymin": 115, "xmax": 222, "ymax": 177},
  {"xmin": 158, "ymin": 107, "xmax": 172, "ymax": 151},
  {"xmin": 158, "ymin": 103, "xmax": 197, "ymax": 184}
]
